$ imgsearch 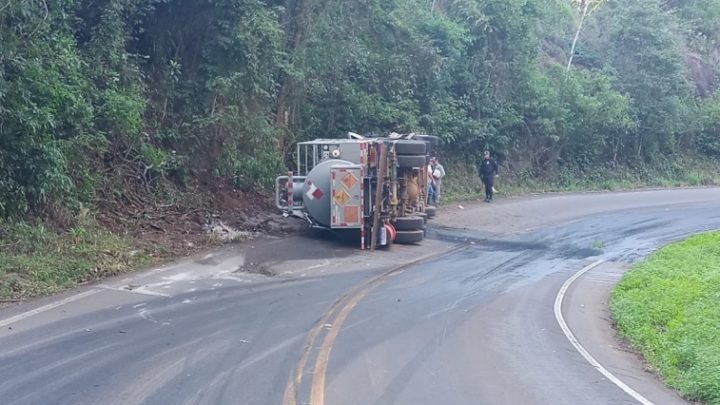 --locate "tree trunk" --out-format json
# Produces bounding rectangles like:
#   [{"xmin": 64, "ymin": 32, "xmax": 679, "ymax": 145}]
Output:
[
  {"xmin": 274, "ymin": 0, "xmax": 307, "ymax": 151},
  {"xmin": 566, "ymin": 1, "xmax": 590, "ymax": 74}
]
